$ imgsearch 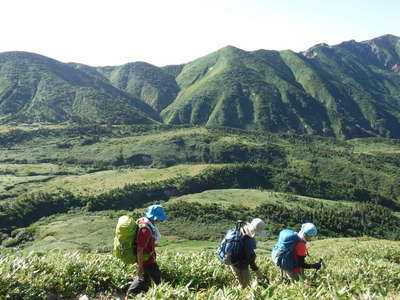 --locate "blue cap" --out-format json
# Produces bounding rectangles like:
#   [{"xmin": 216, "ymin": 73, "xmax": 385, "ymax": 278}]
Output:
[
  {"xmin": 145, "ymin": 205, "xmax": 168, "ymax": 222},
  {"xmin": 301, "ymin": 223, "xmax": 317, "ymax": 236}
]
